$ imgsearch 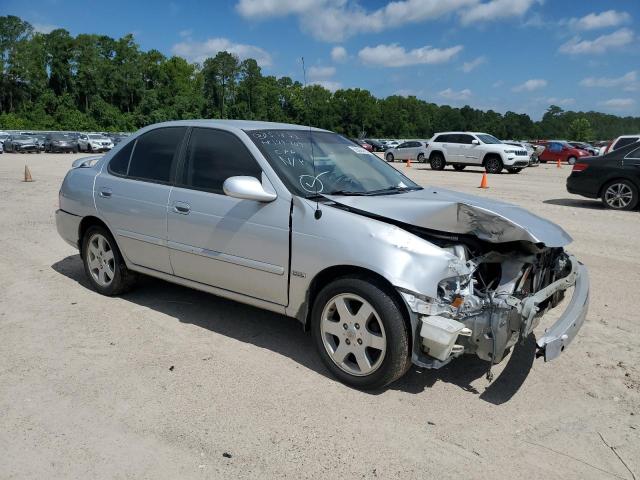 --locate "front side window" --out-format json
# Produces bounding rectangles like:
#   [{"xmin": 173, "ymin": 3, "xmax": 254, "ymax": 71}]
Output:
[
  {"xmin": 127, "ymin": 127, "xmax": 186, "ymax": 183},
  {"xmin": 247, "ymin": 129, "xmax": 421, "ymax": 197},
  {"xmin": 180, "ymin": 128, "xmax": 262, "ymax": 194},
  {"xmin": 456, "ymin": 134, "xmax": 475, "ymax": 144}
]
